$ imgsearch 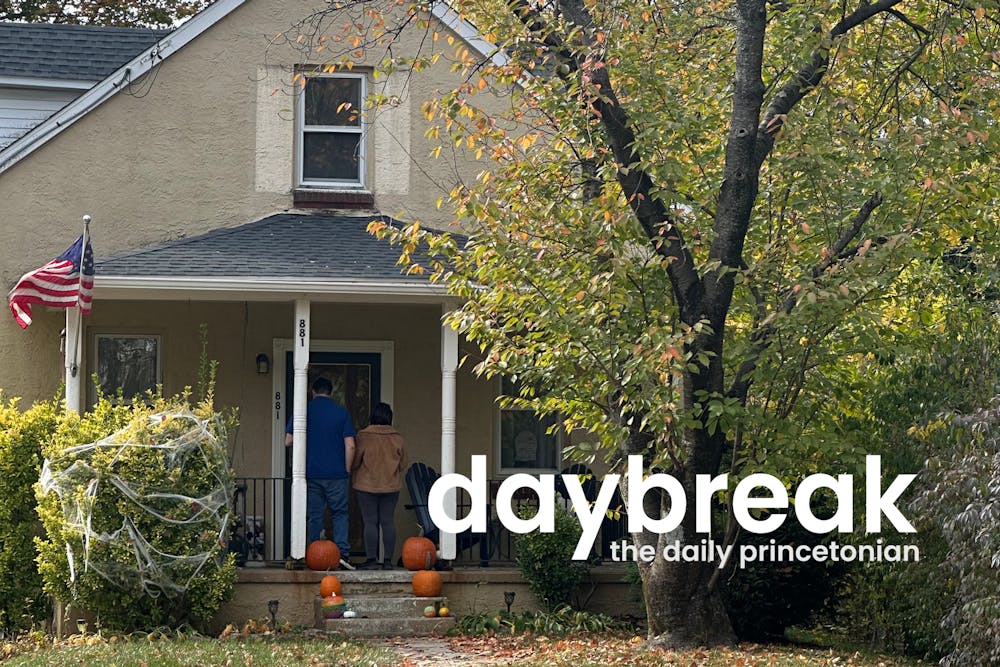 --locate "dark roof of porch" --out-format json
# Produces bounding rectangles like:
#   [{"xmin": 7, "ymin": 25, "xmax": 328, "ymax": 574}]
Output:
[{"xmin": 94, "ymin": 213, "xmax": 434, "ymax": 281}]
